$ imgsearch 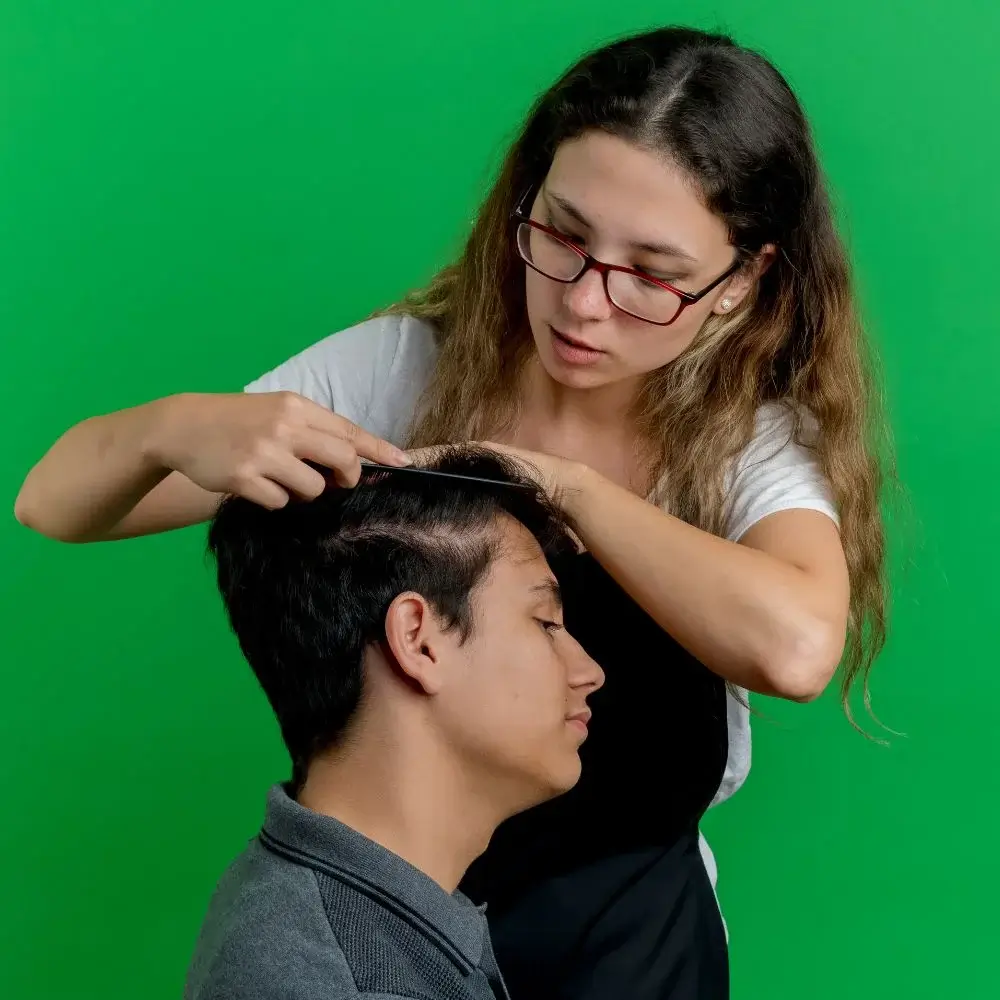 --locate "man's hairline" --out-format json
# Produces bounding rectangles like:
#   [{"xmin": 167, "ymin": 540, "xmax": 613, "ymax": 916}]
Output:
[{"xmin": 375, "ymin": 512, "xmax": 558, "ymax": 642}]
